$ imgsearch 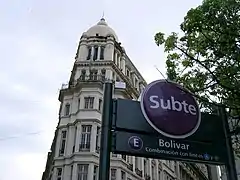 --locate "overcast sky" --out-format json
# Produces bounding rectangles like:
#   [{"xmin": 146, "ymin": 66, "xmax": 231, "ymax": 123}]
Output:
[{"xmin": 0, "ymin": 0, "xmax": 203, "ymax": 179}]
